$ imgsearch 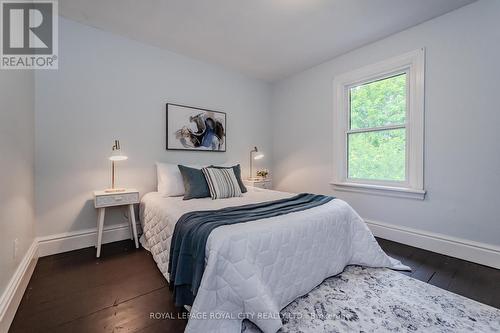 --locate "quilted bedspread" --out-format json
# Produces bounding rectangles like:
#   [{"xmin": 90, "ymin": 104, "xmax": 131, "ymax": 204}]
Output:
[{"xmin": 140, "ymin": 189, "xmax": 409, "ymax": 333}]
